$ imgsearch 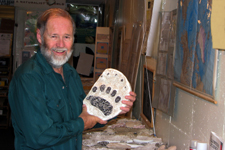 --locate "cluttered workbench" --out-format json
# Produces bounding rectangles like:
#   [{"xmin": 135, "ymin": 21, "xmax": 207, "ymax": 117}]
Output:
[{"xmin": 82, "ymin": 118, "xmax": 176, "ymax": 150}]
